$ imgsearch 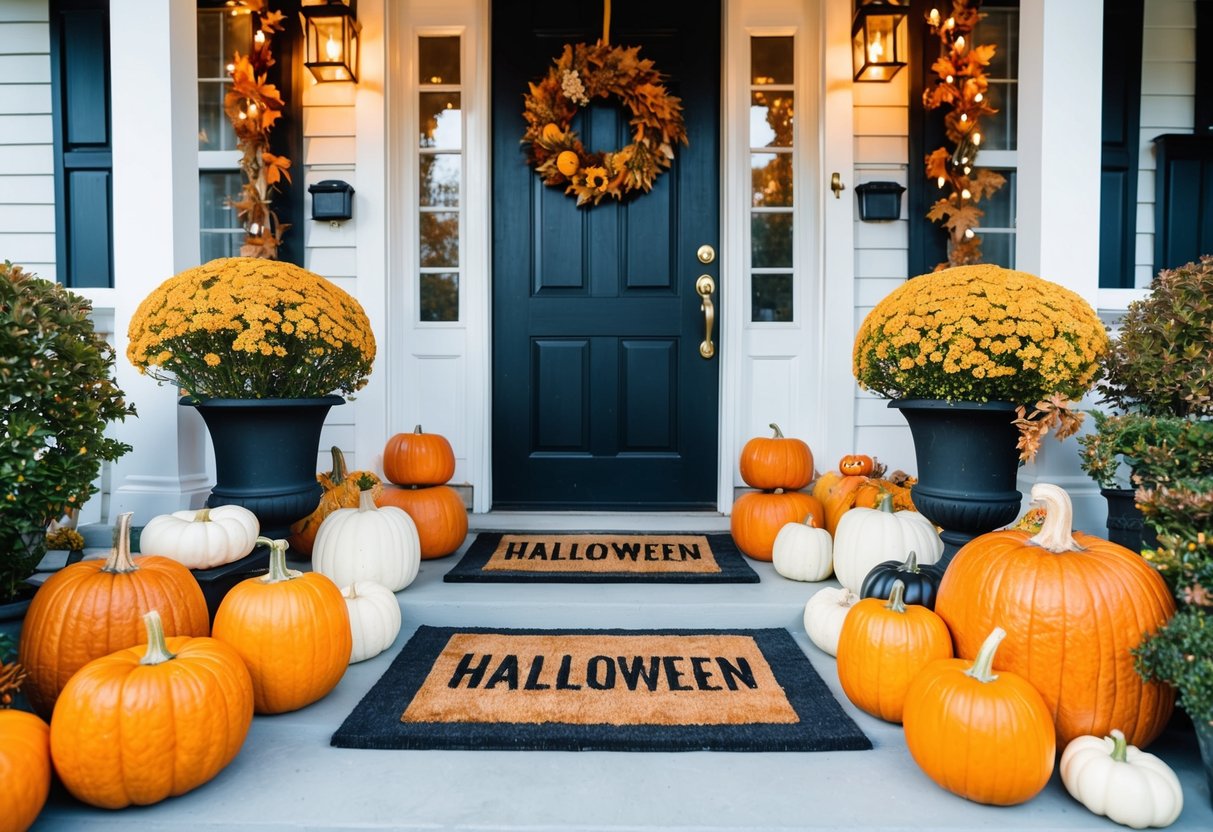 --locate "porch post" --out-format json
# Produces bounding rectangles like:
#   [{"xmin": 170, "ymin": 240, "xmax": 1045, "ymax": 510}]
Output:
[
  {"xmin": 1014, "ymin": 0, "xmax": 1105, "ymax": 534},
  {"xmin": 107, "ymin": 0, "xmax": 212, "ymax": 523}
]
